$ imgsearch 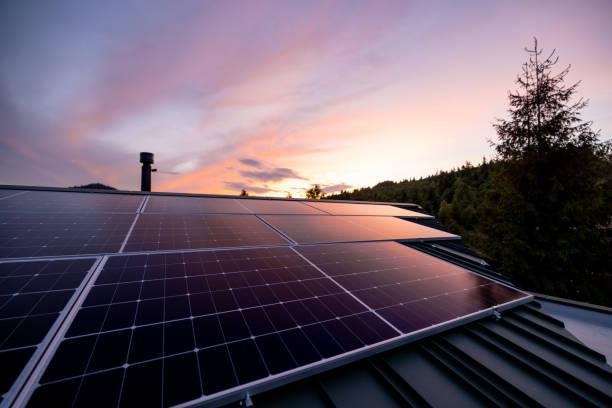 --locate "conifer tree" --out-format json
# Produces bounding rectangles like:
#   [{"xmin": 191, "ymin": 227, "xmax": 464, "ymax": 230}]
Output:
[{"xmin": 484, "ymin": 39, "xmax": 610, "ymax": 301}]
